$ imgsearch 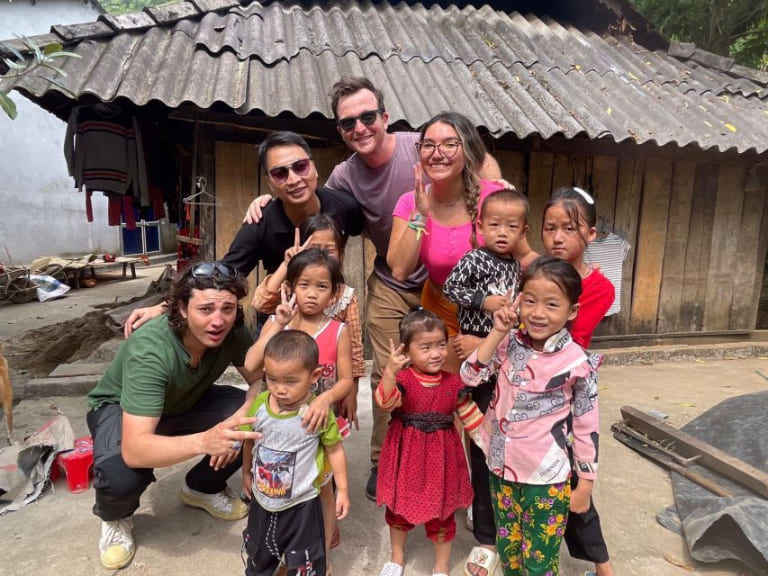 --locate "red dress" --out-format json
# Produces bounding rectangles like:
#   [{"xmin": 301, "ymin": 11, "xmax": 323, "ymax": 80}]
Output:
[{"xmin": 376, "ymin": 368, "xmax": 473, "ymax": 523}]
